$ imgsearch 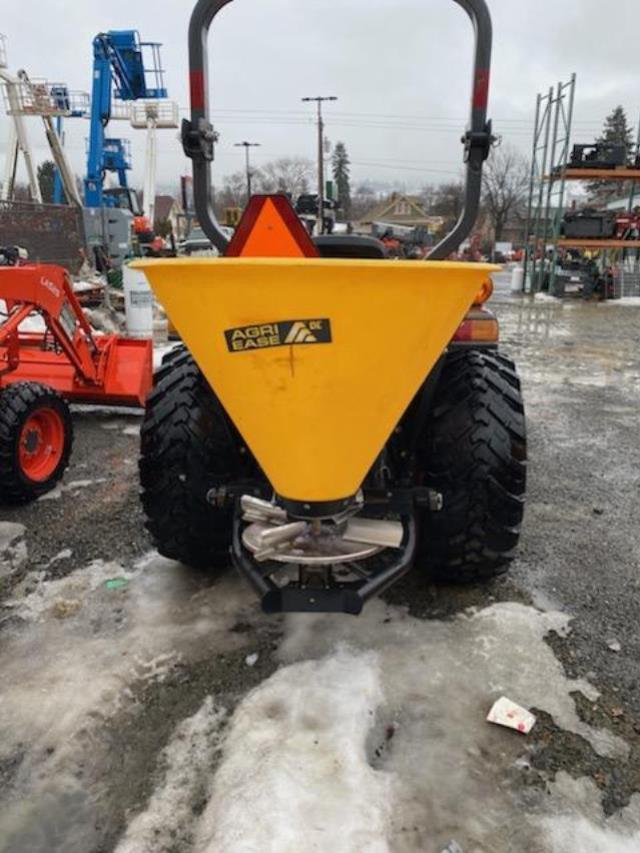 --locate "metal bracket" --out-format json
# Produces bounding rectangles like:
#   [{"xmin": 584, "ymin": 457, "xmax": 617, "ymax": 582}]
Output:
[
  {"xmin": 362, "ymin": 487, "xmax": 443, "ymax": 515},
  {"xmin": 181, "ymin": 117, "xmax": 217, "ymax": 162},
  {"xmin": 206, "ymin": 481, "xmax": 270, "ymax": 507},
  {"xmin": 462, "ymin": 120, "xmax": 495, "ymax": 168}
]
